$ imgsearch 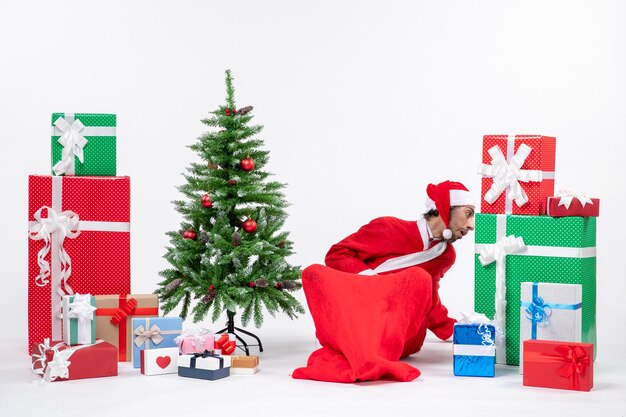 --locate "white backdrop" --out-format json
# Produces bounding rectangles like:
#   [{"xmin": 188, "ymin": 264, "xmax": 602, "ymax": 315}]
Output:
[{"xmin": 1, "ymin": 1, "xmax": 625, "ymax": 415}]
